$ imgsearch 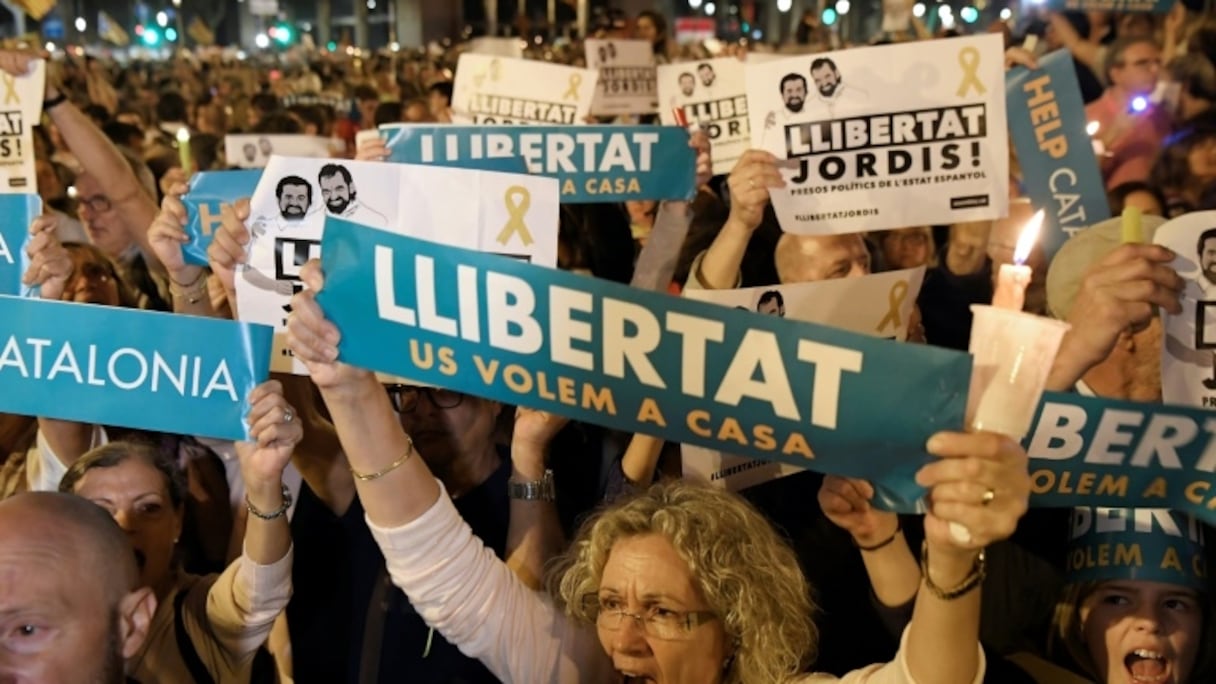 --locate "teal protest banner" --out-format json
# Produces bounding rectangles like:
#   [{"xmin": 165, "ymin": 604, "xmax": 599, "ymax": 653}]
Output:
[
  {"xmin": 0, "ymin": 295, "xmax": 273, "ymax": 441},
  {"xmin": 1066, "ymin": 507, "xmax": 1207, "ymax": 590},
  {"xmin": 1026, "ymin": 392, "xmax": 1216, "ymax": 526},
  {"xmin": 1045, "ymin": 0, "xmax": 1173, "ymax": 11},
  {"xmin": 381, "ymin": 125, "xmax": 528, "ymax": 174},
  {"xmin": 1006, "ymin": 50, "xmax": 1109, "ymax": 259},
  {"xmin": 317, "ymin": 217, "xmax": 974, "ymax": 510},
  {"xmin": 378, "ymin": 125, "xmax": 697, "ymax": 203},
  {"xmin": 0, "ymin": 194, "xmax": 43, "ymax": 295},
  {"xmin": 181, "ymin": 169, "xmax": 263, "ymax": 266}
]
